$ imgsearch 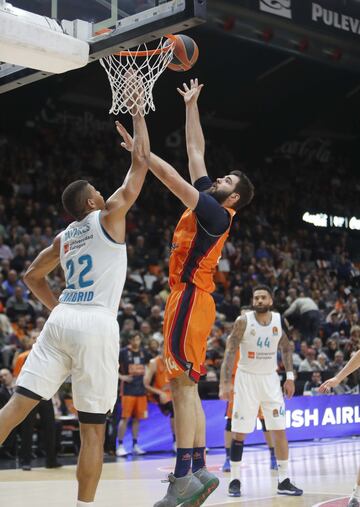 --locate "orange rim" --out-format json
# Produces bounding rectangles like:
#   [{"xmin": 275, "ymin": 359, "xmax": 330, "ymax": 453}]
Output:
[{"xmin": 94, "ymin": 30, "xmax": 177, "ymax": 57}]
